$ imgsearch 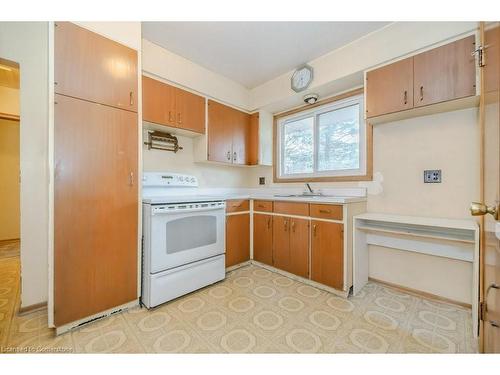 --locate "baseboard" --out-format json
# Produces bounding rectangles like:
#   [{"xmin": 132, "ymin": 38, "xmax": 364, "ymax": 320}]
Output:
[
  {"xmin": 18, "ymin": 302, "xmax": 47, "ymax": 316},
  {"xmin": 225, "ymin": 260, "xmax": 252, "ymax": 273},
  {"xmin": 368, "ymin": 277, "xmax": 472, "ymax": 309}
]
